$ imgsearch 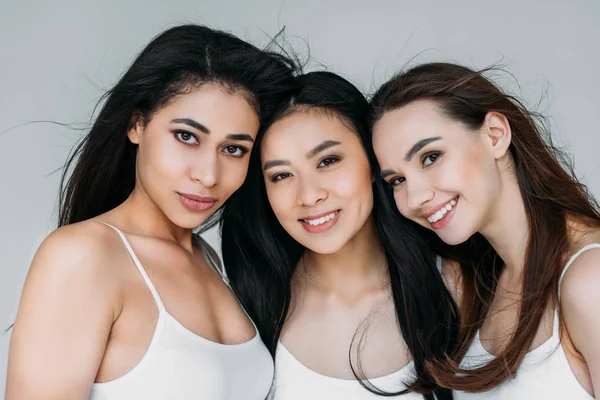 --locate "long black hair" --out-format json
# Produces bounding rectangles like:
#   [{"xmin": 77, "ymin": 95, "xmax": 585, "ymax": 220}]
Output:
[
  {"xmin": 221, "ymin": 71, "xmax": 459, "ymax": 399},
  {"xmin": 58, "ymin": 24, "xmax": 297, "ymax": 229}
]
